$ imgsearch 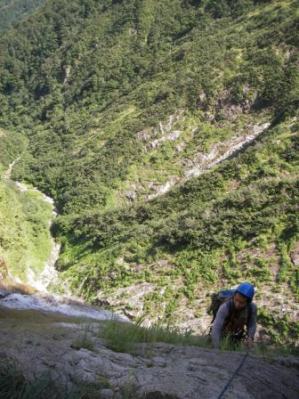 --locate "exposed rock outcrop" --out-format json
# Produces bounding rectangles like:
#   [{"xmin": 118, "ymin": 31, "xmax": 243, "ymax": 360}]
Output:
[{"xmin": 0, "ymin": 308, "xmax": 298, "ymax": 399}]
